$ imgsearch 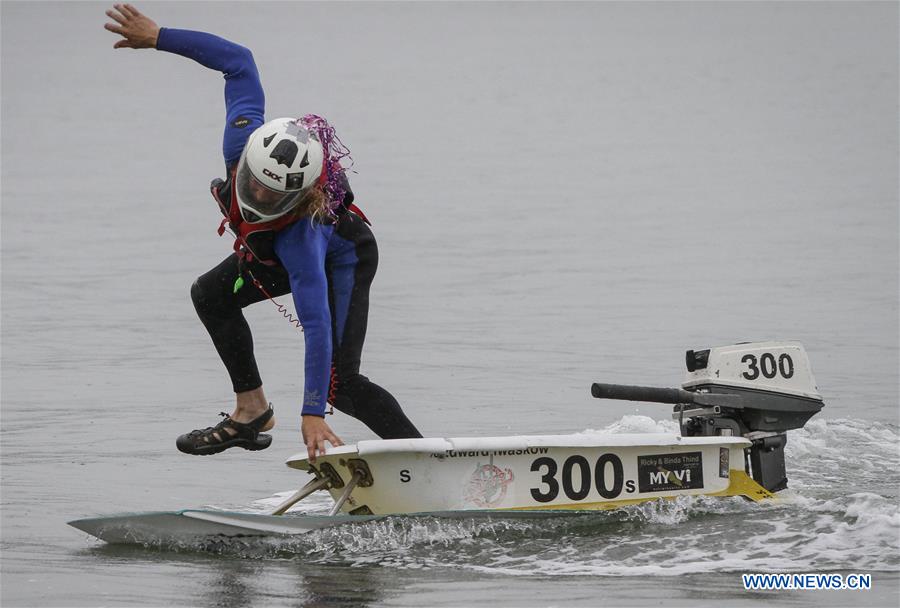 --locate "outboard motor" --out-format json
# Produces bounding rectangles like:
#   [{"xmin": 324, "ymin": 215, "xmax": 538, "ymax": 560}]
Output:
[{"xmin": 591, "ymin": 341, "xmax": 824, "ymax": 492}]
